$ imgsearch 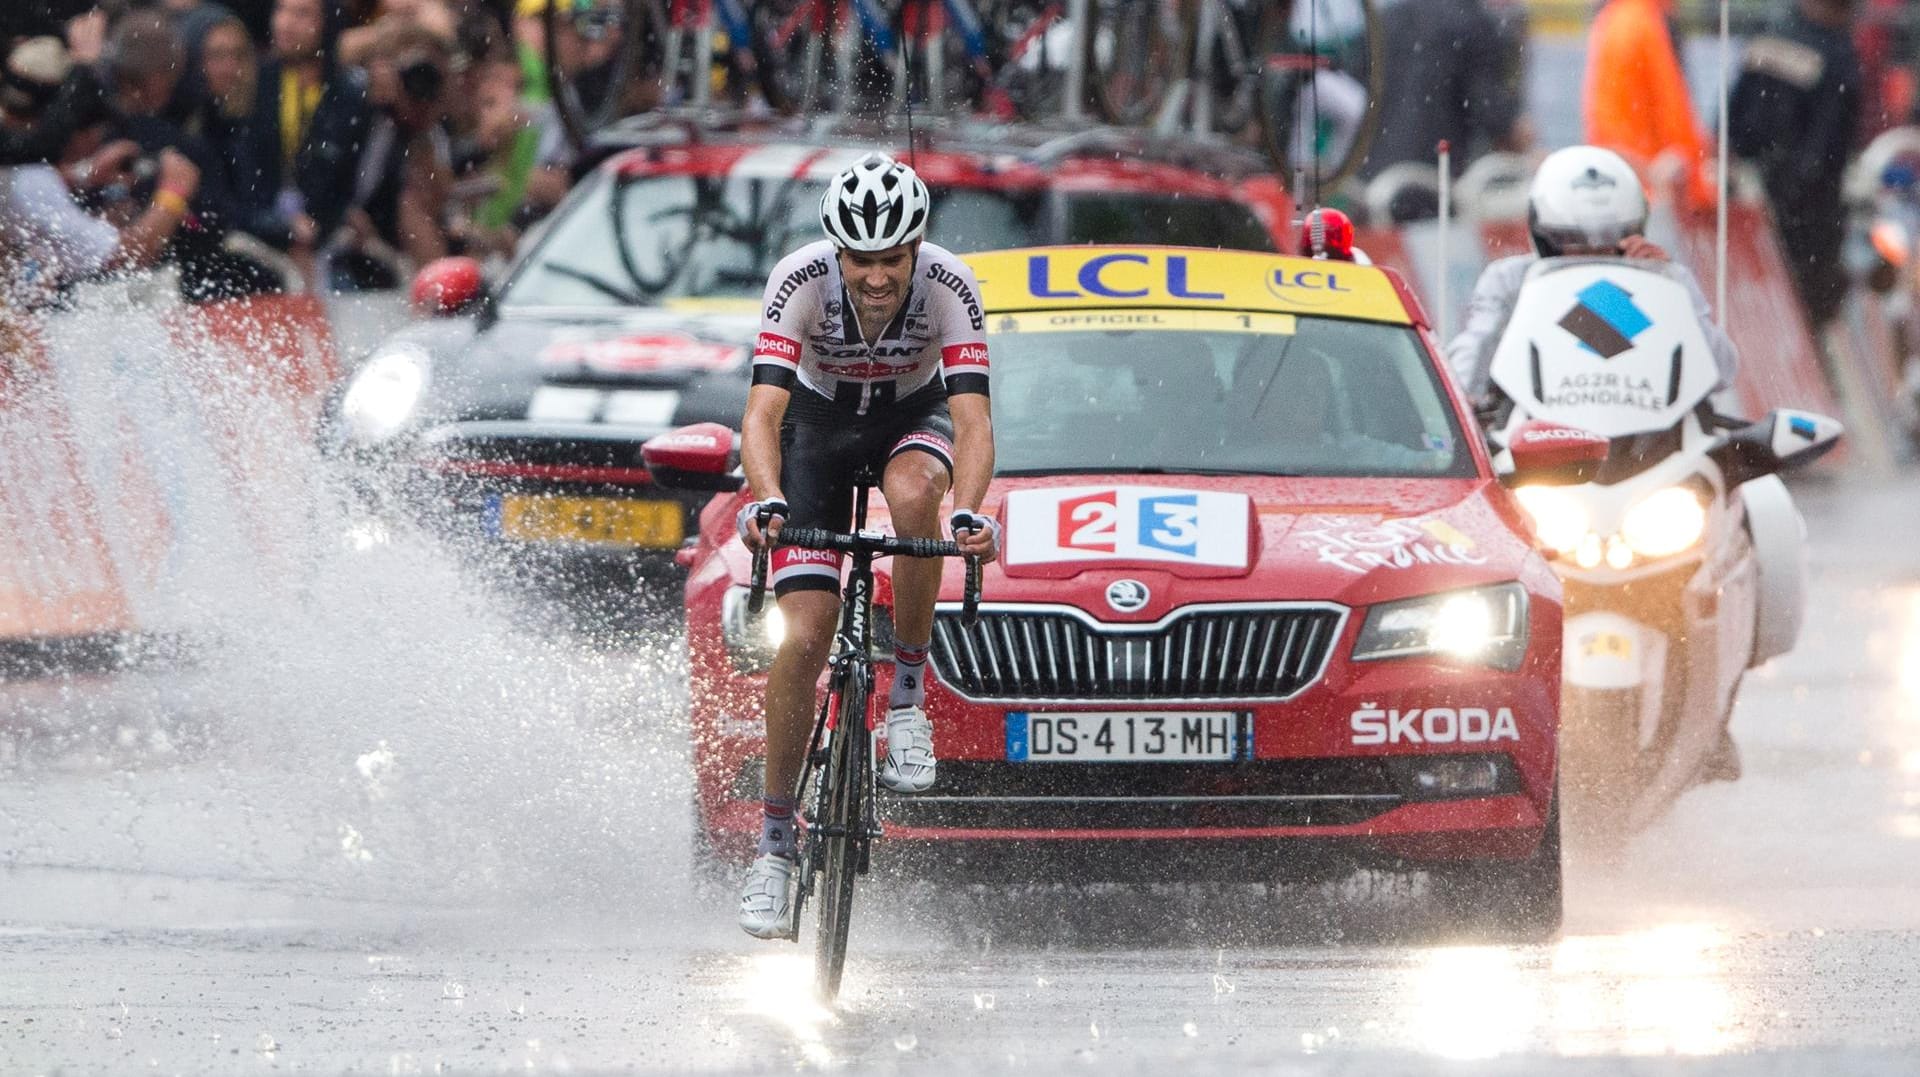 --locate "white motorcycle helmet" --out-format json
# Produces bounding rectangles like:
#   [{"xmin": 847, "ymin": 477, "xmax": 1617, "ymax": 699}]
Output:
[
  {"xmin": 1526, "ymin": 146, "xmax": 1649, "ymax": 257},
  {"xmin": 820, "ymin": 152, "xmax": 931, "ymax": 252}
]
